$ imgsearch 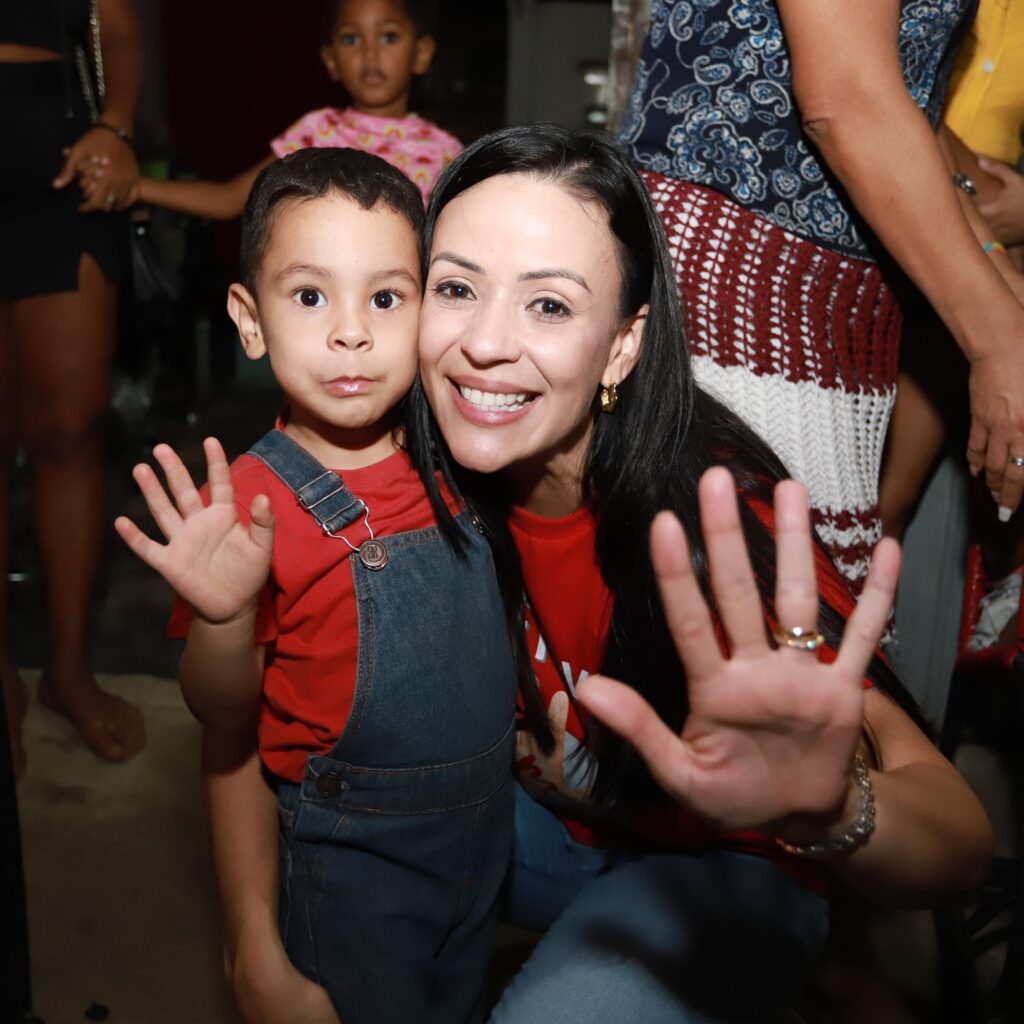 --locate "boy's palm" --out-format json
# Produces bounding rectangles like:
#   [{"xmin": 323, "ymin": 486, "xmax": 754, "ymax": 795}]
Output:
[{"xmin": 115, "ymin": 438, "xmax": 275, "ymax": 624}]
